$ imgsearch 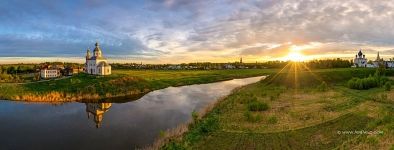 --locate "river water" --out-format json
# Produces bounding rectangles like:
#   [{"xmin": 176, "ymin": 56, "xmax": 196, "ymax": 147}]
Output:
[{"xmin": 0, "ymin": 76, "xmax": 264, "ymax": 150}]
